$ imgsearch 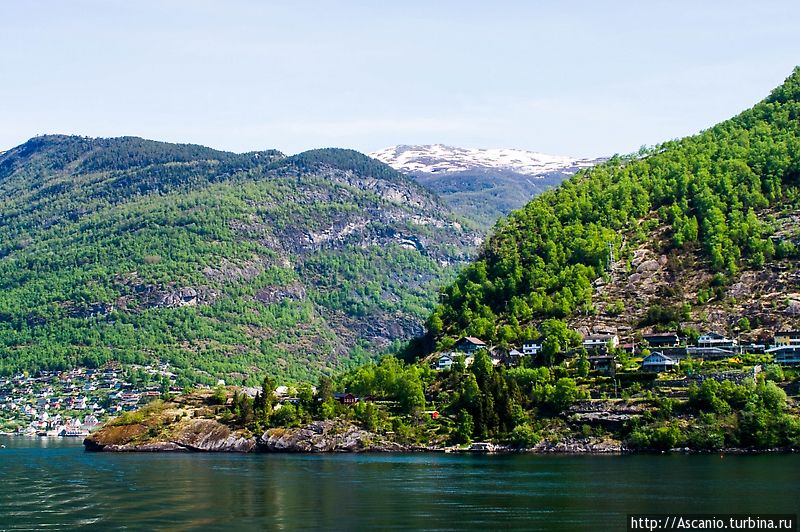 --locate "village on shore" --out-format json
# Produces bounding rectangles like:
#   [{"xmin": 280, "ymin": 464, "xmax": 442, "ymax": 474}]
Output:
[{"xmin": 0, "ymin": 362, "xmax": 182, "ymax": 436}]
